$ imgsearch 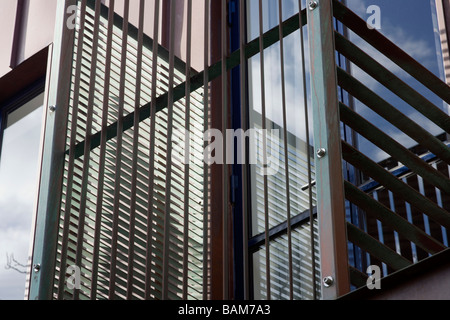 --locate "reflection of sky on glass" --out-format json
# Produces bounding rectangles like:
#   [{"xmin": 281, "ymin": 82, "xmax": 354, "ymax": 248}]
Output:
[
  {"xmin": 0, "ymin": 99, "xmax": 43, "ymax": 300},
  {"xmin": 247, "ymin": 0, "xmax": 447, "ymax": 163}
]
